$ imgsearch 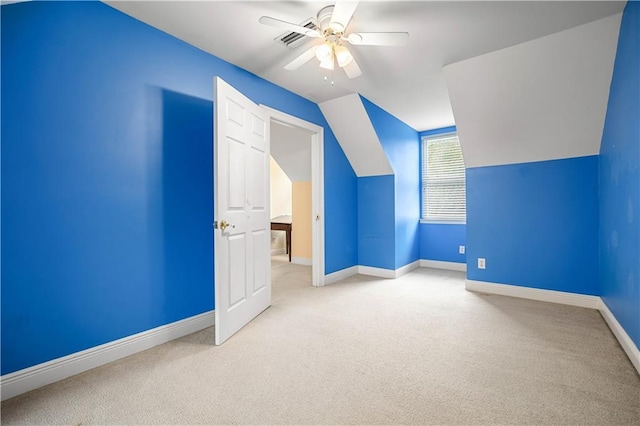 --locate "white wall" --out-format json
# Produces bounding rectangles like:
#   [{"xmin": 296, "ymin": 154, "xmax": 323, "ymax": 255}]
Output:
[
  {"xmin": 270, "ymin": 157, "xmax": 291, "ymax": 251},
  {"xmin": 443, "ymin": 13, "xmax": 622, "ymax": 168}
]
